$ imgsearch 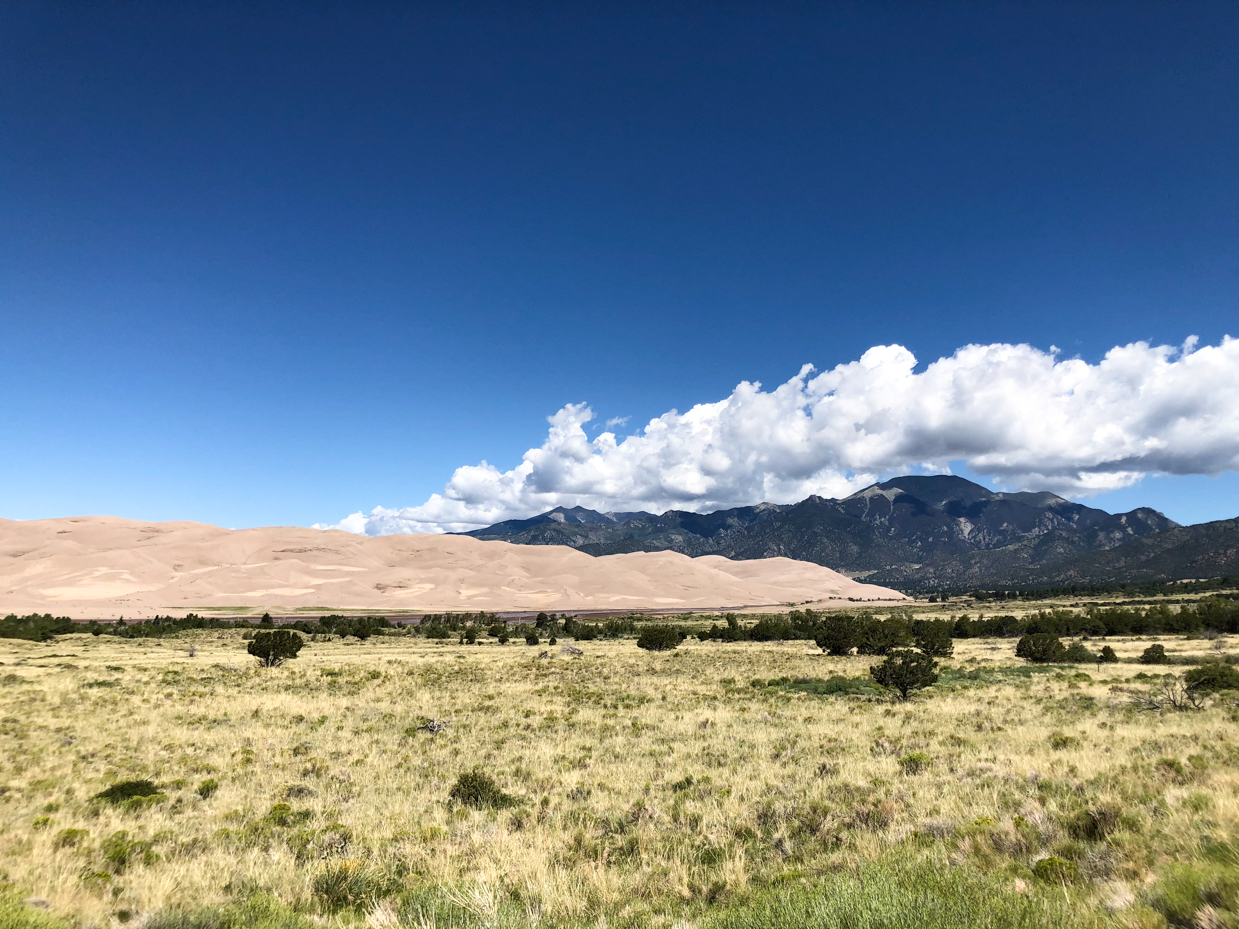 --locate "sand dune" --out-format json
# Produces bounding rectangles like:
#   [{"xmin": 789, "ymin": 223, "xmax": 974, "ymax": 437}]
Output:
[{"xmin": 0, "ymin": 516, "xmax": 906, "ymax": 618}]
